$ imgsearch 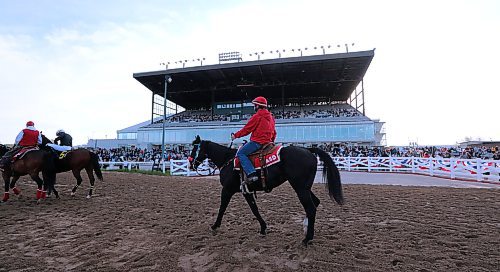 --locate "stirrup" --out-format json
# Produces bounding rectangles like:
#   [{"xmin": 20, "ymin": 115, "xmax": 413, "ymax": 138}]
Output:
[{"xmin": 240, "ymin": 183, "xmax": 253, "ymax": 194}]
